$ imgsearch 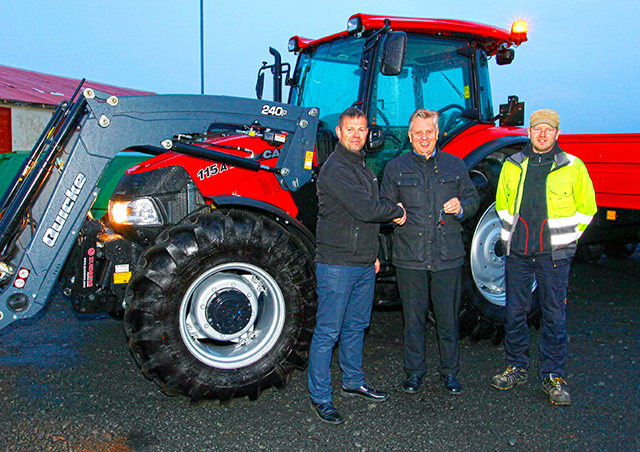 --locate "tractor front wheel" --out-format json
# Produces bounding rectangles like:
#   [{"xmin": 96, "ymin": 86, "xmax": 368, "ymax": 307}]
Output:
[{"xmin": 124, "ymin": 210, "xmax": 316, "ymax": 401}]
